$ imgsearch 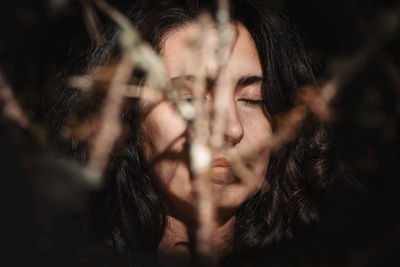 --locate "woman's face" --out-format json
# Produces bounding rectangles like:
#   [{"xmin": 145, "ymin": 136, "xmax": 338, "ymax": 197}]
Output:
[{"xmin": 140, "ymin": 22, "xmax": 272, "ymax": 221}]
